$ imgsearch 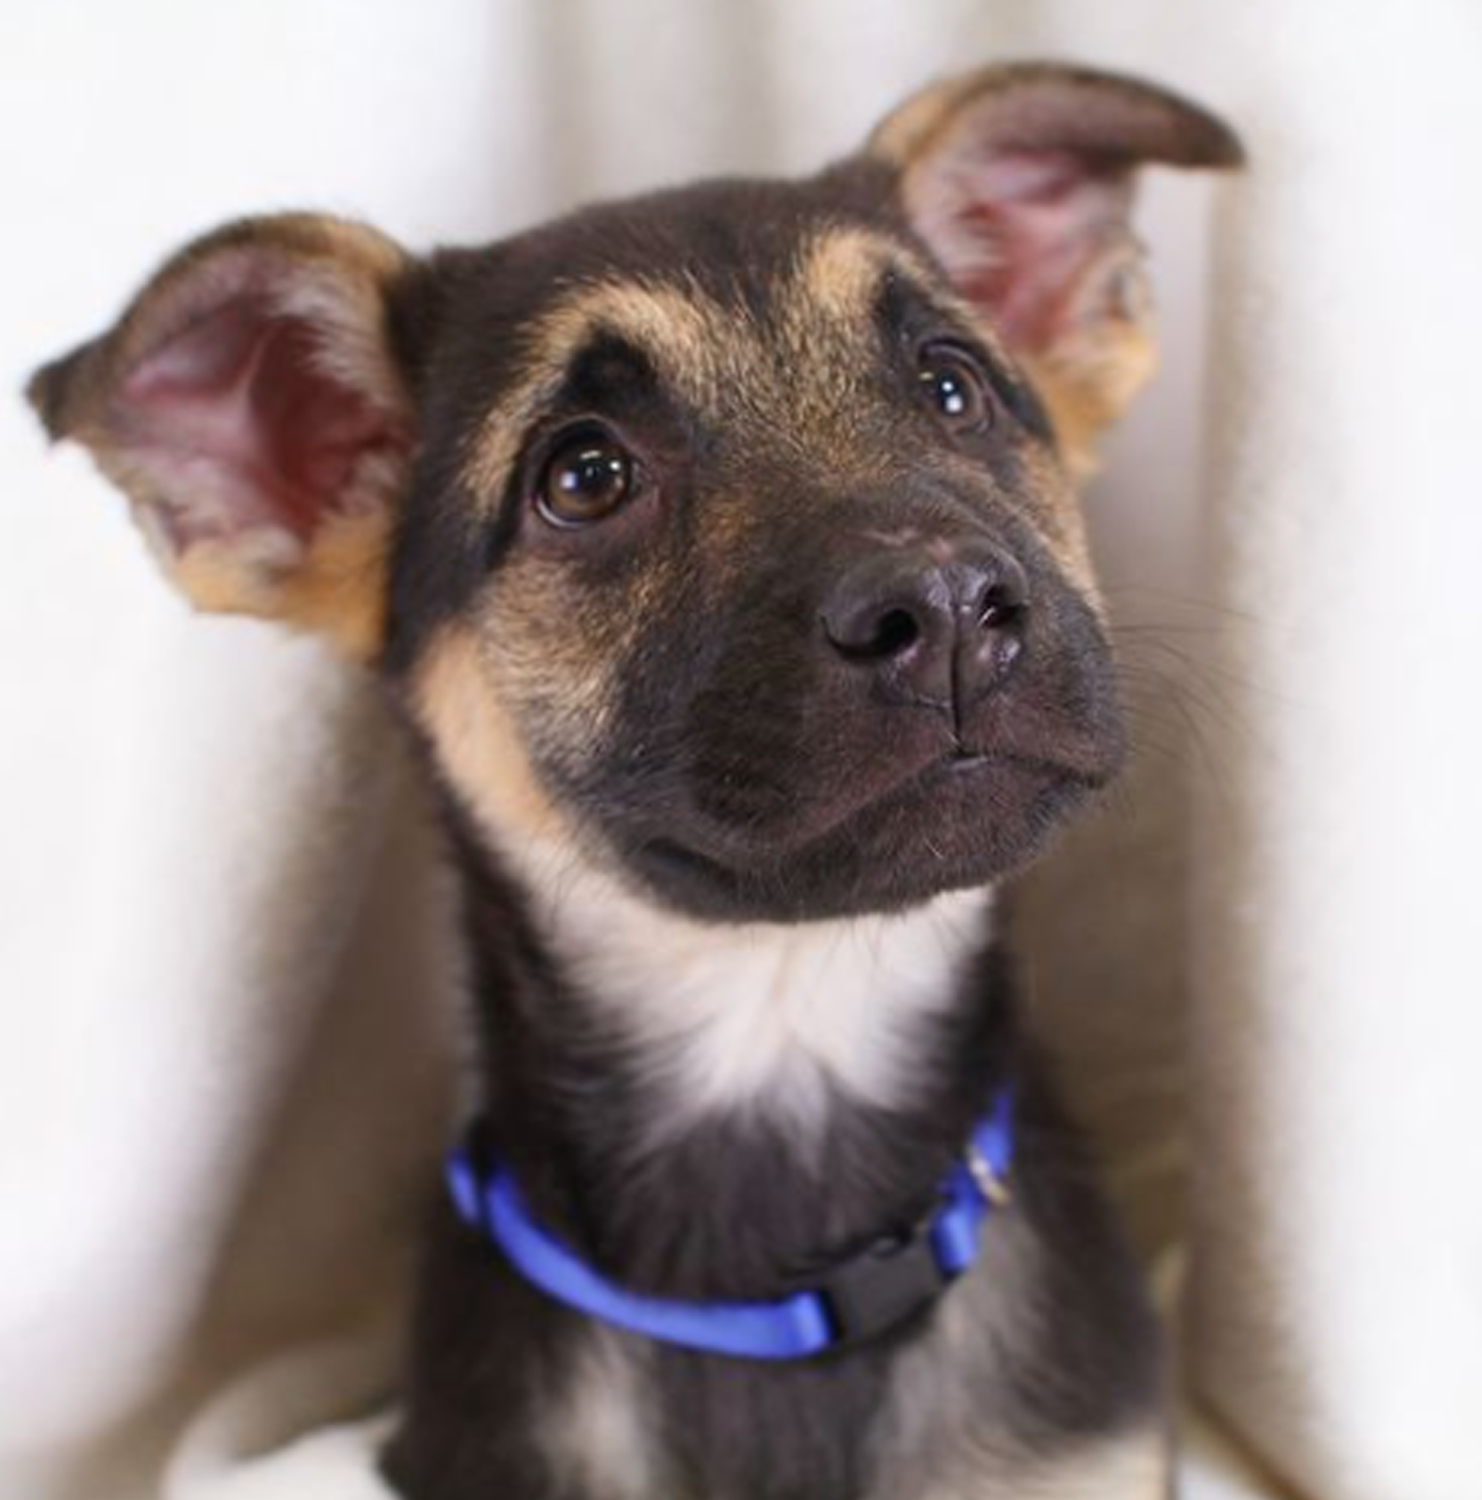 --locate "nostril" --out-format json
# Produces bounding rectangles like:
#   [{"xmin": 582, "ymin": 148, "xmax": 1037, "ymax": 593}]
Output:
[
  {"xmin": 824, "ymin": 604, "xmax": 922, "ymax": 661},
  {"xmin": 869, "ymin": 608, "xmax": 921, "ymax": 658},
  {"xmin": 977, "ymin": 584, "xmax": 1027, "ymax": 633}
]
